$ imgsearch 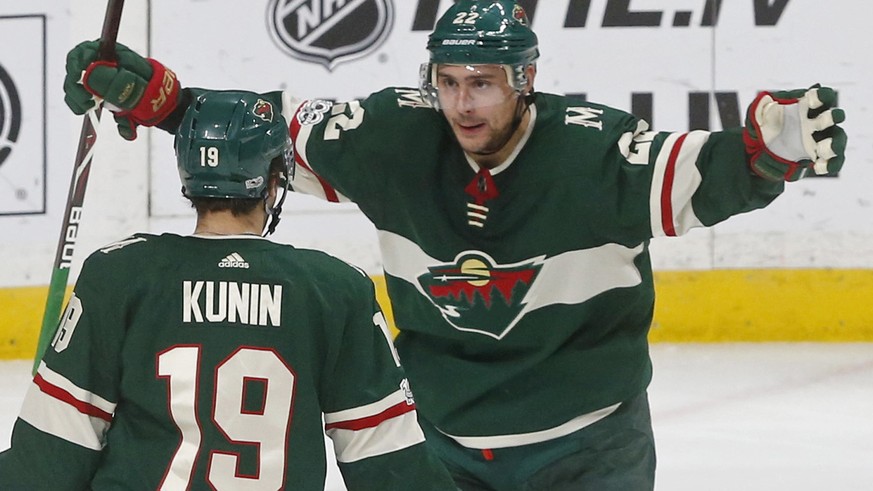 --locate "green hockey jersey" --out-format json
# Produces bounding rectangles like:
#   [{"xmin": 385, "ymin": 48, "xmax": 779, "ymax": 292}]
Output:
[
  {"xmin": 280, "ymin": 88, "xmax": 784, "ymax": 448},
  {"xmin": 0, "ymin": 233, "xmax": 455, "ymax": 490}
]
